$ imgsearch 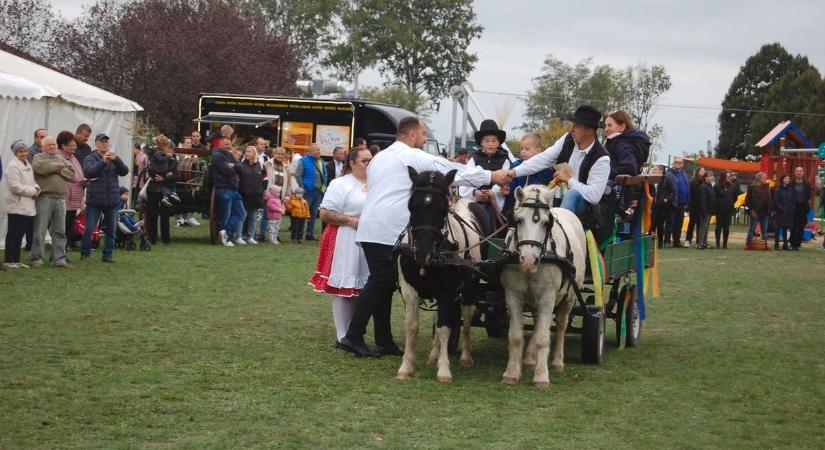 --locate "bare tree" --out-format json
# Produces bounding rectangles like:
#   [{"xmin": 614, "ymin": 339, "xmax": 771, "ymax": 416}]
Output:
[
  {"xmin": 626, "ymin": 64, "xmax": 672, "ymax": 132},
  {"xmin": 0, "ymin": 0, "xmax": 58, "ymax": 59}
]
